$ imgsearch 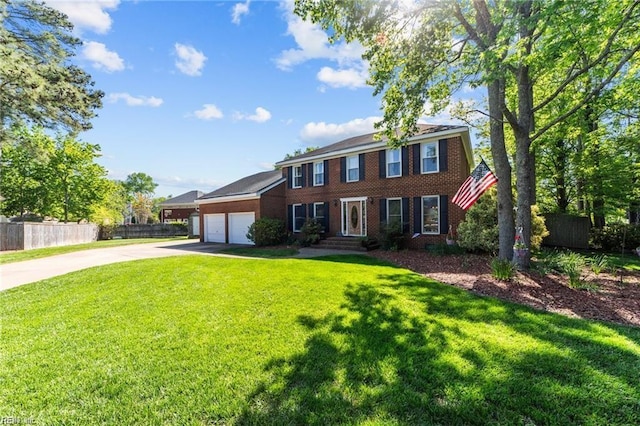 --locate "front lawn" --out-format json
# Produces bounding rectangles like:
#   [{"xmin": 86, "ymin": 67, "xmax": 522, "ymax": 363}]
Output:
[{"xmin": 1, "ymin": 255, "xmax": 639, "ymax": 424}]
